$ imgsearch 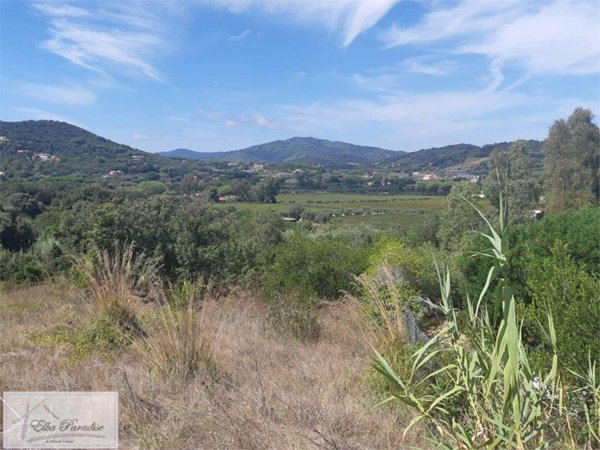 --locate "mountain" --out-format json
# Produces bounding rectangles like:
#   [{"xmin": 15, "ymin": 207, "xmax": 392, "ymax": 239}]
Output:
[
  {"xmin": 0, "ymin": 120, "xmax": 162, "ymax": 177},
  {"xmin": 1, "ymin": 120, "xmax": 544, "ymax": 176},
  {"xmin": 384, "ymin": 140, "xmax": 544, "ymax": 171},
  {"xmin": 159, "ymin": 137, "xmax": 402, "ymax": 168},
  {"xmin": 159, "ymin": 148, "xmax": 225, "ymax": 160},
  {"xmin": 0, "ymin": 120, "xmax": 147, "ymax": 158}
]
